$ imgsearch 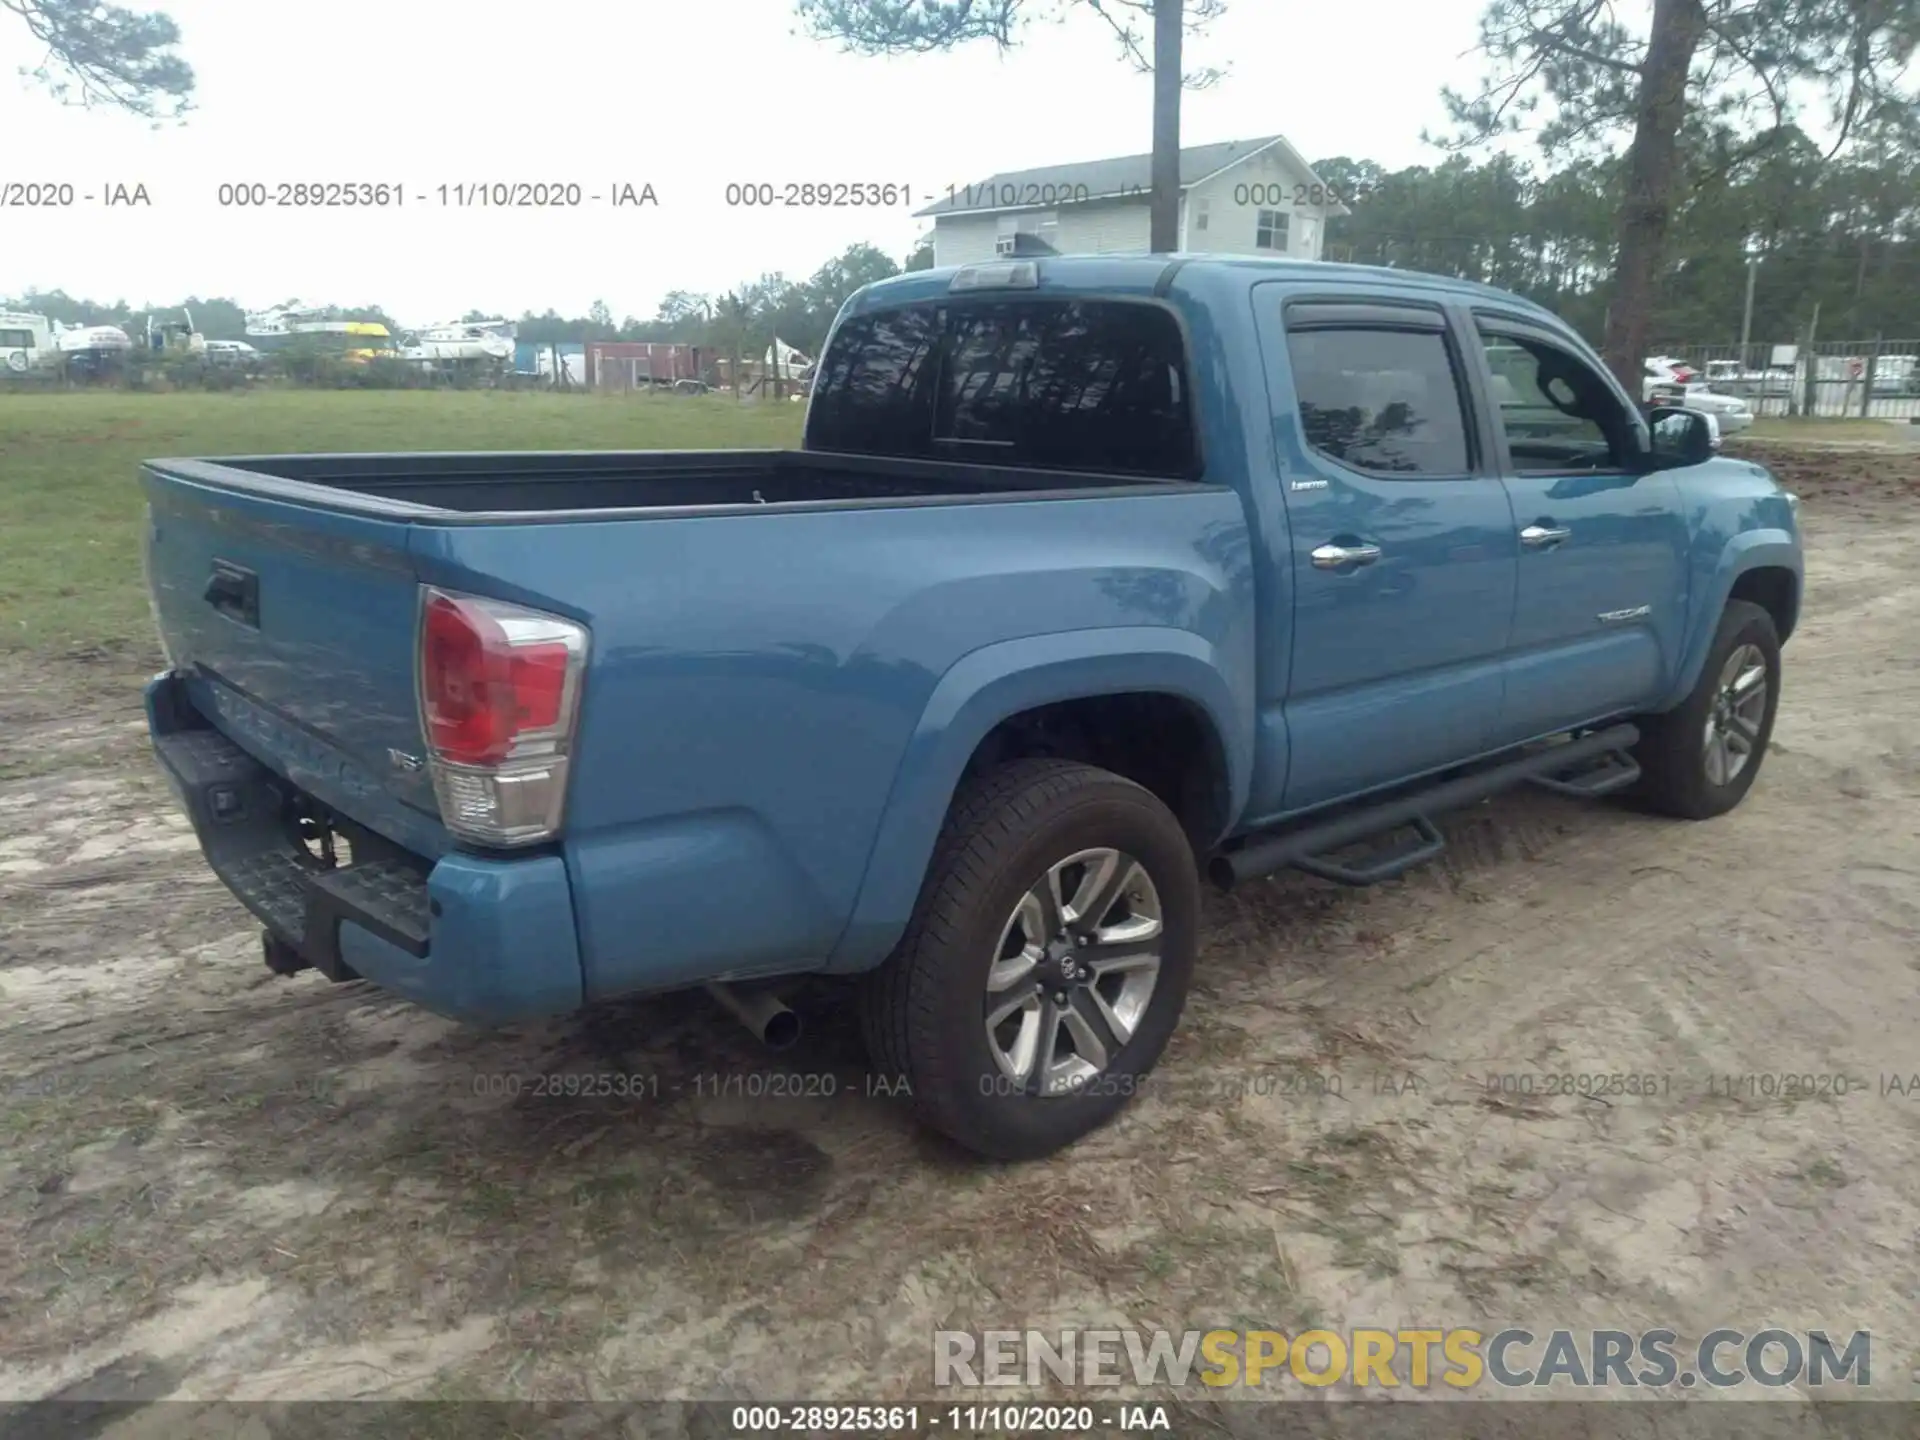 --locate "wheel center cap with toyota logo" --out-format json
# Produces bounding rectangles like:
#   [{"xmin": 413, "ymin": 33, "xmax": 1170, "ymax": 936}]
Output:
[{"xmin": 1041, "ymin": 938, "xmax": 1091, "ymax": 987}]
